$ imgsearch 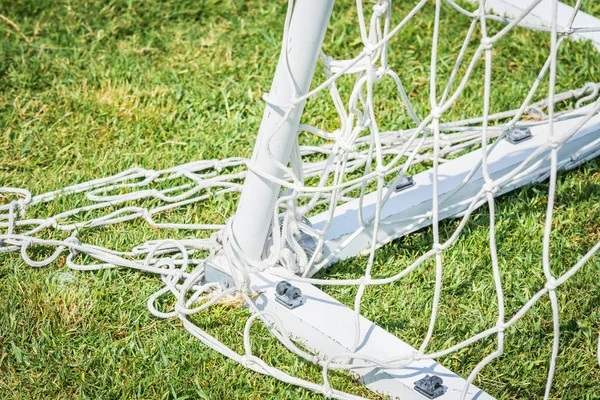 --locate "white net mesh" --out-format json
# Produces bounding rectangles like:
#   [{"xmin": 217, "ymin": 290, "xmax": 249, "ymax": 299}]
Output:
[{"xmin": 2, "ymin": 0, "xmax": 600, "ymax": 398}]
